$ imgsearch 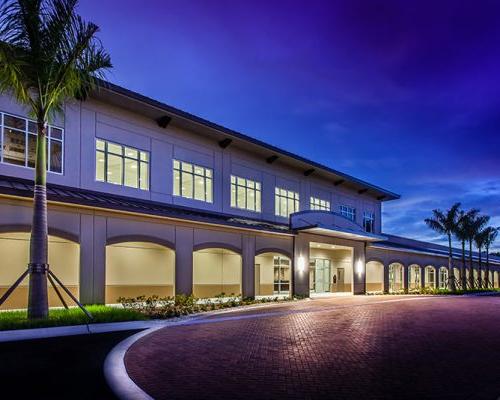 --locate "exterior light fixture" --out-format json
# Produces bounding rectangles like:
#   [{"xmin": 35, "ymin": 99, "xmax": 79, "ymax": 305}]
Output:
[{"xmin": 298, "ymin": 256, "xmax": 305, "ymax": 273}]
